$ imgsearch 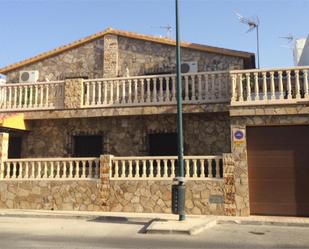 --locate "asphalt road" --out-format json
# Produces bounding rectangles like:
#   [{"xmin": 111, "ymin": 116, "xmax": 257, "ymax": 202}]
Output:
[{"xmin": 0, "ymin": 216, "xmax": 309, "ymax": 249}]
